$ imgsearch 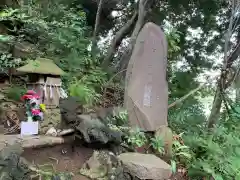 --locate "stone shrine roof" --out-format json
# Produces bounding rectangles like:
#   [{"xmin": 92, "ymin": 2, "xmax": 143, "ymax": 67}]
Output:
[{"xmin": 16, "ymin": 58, "xmax": 65, "ymax": 76}]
